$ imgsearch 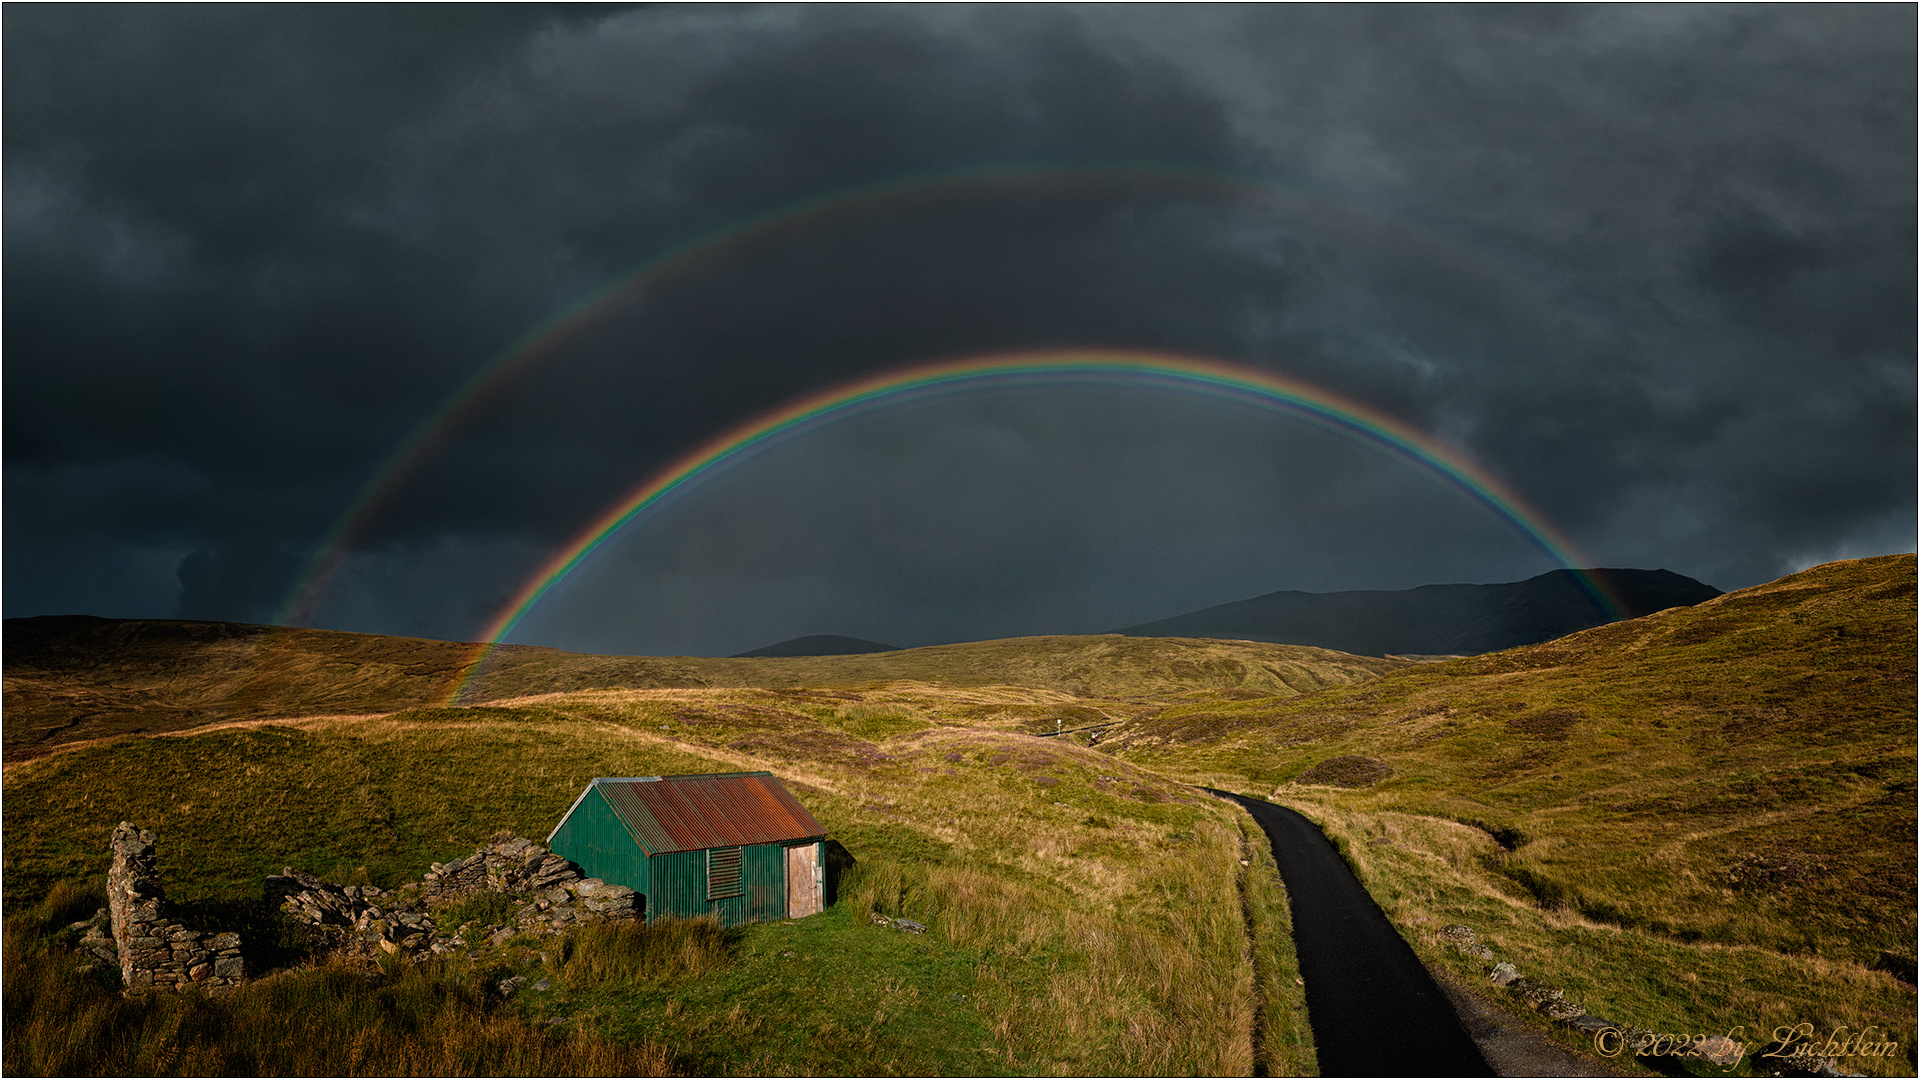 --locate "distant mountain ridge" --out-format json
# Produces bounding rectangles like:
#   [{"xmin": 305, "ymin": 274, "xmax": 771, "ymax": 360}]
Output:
[
  {"xmin": 1115, "ymin": 568, "xmax": 1723, "ymax": 656},
  {"xmin": 732, "ymin": 634, "xmax": 897, "ymax": 658}
]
